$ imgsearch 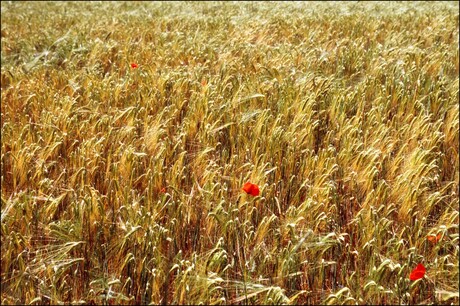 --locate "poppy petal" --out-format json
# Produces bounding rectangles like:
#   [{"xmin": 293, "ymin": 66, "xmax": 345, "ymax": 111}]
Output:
[
  {"xmin": 250, "ymin": 184, "xmax": 260, "ymax": 196},
  {"xmin": 409, "ymin": 263, "xmax": 426, "ymax": 281},
  {"xmin": 427, "ymin": 233, "xmax": 442, "ymax": 243},
  {"xmin": 242, "ymin": 182, "xmax": 260, "ymax": 197},
  {"xmin": 242, "ymin": 182, "xmax": 253, "ymax": 194}
]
